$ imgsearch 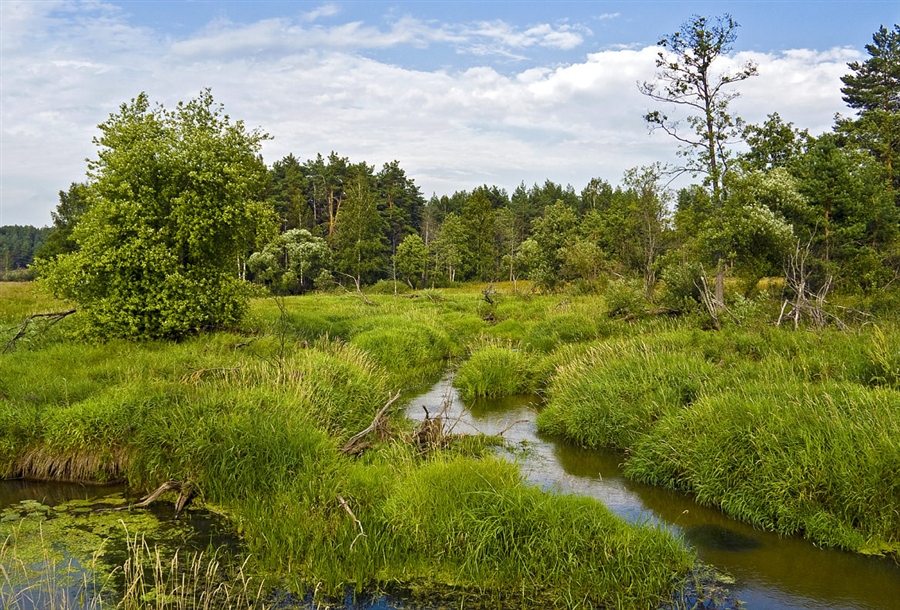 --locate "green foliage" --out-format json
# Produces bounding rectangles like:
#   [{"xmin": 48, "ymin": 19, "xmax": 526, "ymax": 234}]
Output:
[
  {"xmin": 838, "ymin": 24, "xmax": 900, "ymax": 191},
  {"xmin": 34, "ymin": 182, "xmax": 92, "ymax": 261},
  {"xmin": 0, "ymin": 226, "xmax": 52, "ymax": 277},
  {"xmin": 537, "ymin": 342, "xmax": 716, "ymax": 449},
  {"xmin": 36, "ymin": 91, "xmax": 273, "ymax": 339},
  {"xmin": 454, "ymin": 346, "xmax": 543, "ymax": 399},
  {"xmin": 430, "ymin": 212, "xmax": 468, "ymax": 283},
  {"xmin": 604, "ymin": 278, "xmax": 649, "ymax": 318},
  {"xmin": 658, "ymin": 255, "xmax": 703, "ymax": 312},
  {"xmin": 741, "ymin": 112, "xmax": 810, "ymax": 171},
  {"xmin": 460, "ymin": 189, "xmax": 498, "ymax": 281},
  {"xmin": 627, "ymin": 381, "xmax": 900, "ymax": 554},
  {"xmin": 0, "ymin": 288, "xmax": 701, "ymax": 606},
  {"xmin": 791, "ymin": 132, "xmax": 899, "ymax": 289},
  {"xmin": 640, "ymin": 14, "xmax": 757, "ymax": 203},
  {"xmin": 331, "ymin": 165, "xmax": 388, "ymax": 286},
  {"xmin": 248, "ymin": 228, "xmax": 330, "ymax": 294},
  {"xmin": 351, "ymin": 319, "xmax": 453, "ymax": 388},
  {"xmin": 382, "ymin": 456, "xmax": 694, "ymax": 608},
  {"xmin": 393, "ymin": 233, "xmax": 428, "ymax": 288}
]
